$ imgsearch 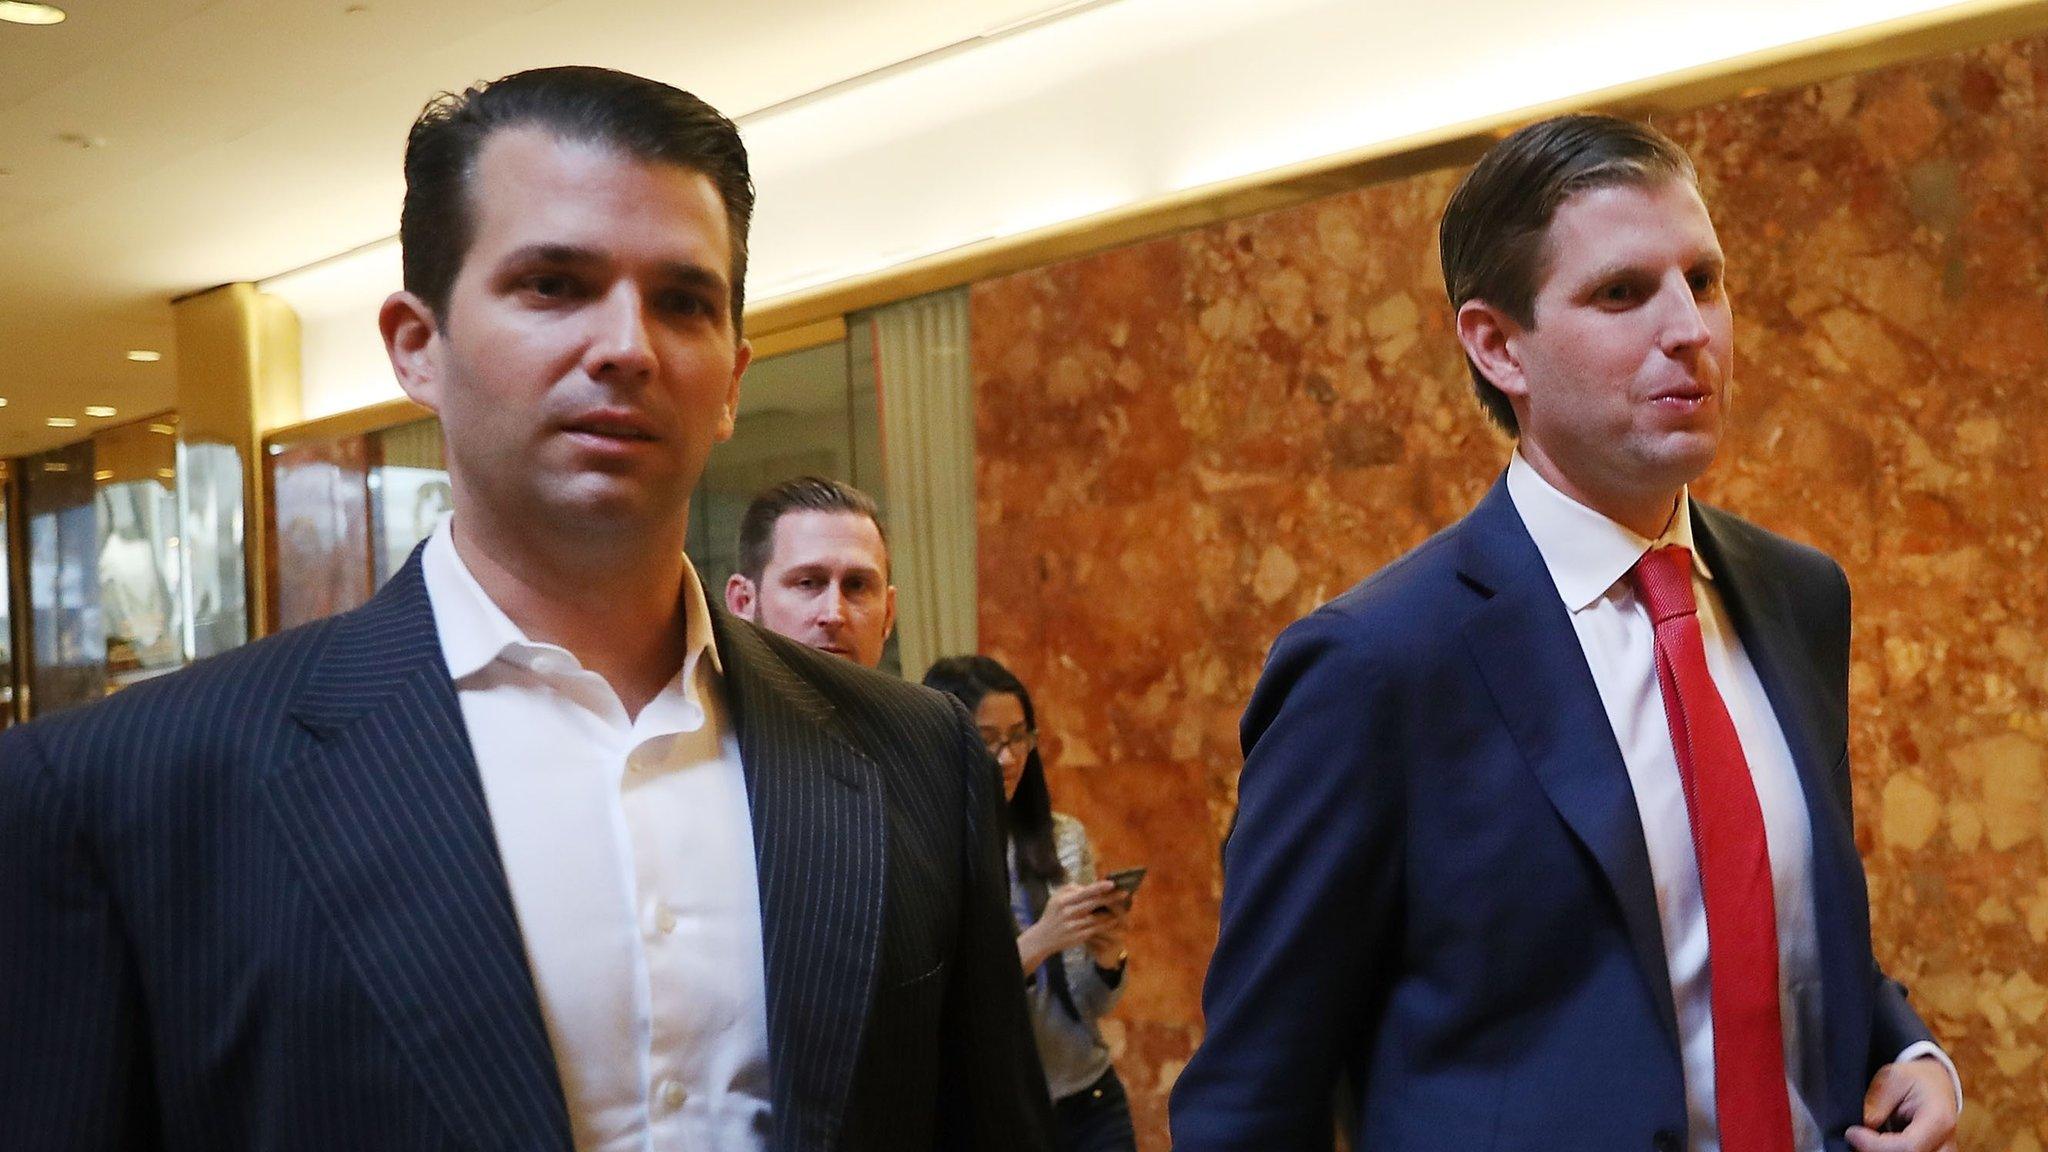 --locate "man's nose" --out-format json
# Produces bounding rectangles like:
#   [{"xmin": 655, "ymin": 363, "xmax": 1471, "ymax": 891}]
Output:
[
  {"xmin": 816, "ymin": 583, "xmax": 850, "ymax": 624},
  {"xmin": 586, "ymin": 284, "xmax": 656, "ymax": 380},
  {"xmin": 1658, "ymin": 279, "xmax": 1713, "ymax": 357}
]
